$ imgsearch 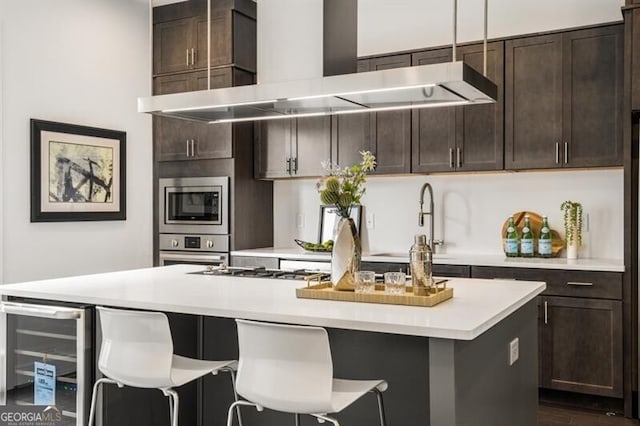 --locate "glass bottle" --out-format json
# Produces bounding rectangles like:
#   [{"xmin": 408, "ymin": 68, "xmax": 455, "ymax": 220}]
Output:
[
  {"xmin": 520, "ymin": 215, "xmax": 534, "ymax": 257},
  {"xmin": 410, "ymin": 234, "xmax": 433, "ymax": 296},
  {"xmin": 504, "ymin": 216, "xmax": 519, "ymax": 257},
  {"xmin": 538, "ymin": 215, "xmax": 553, "ymax": 258}
]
